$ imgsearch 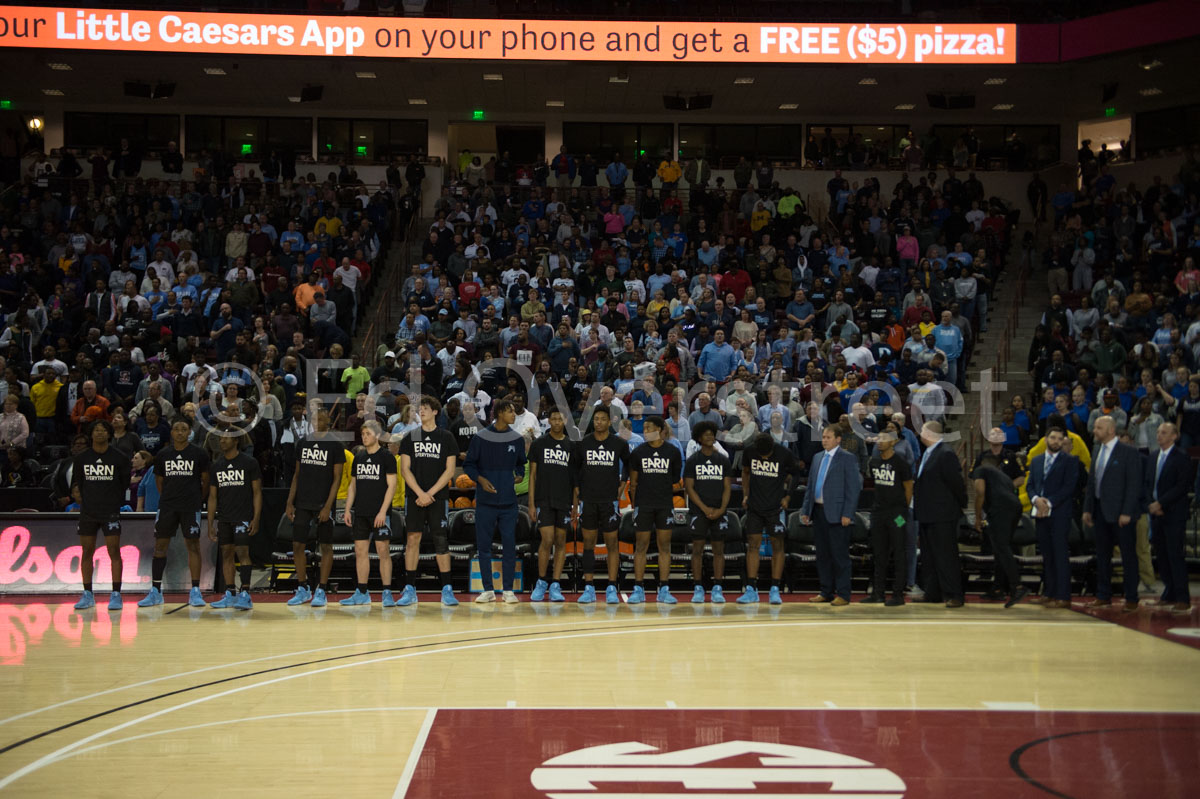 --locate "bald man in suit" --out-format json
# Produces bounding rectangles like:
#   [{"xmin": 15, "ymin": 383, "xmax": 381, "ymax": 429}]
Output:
[
  {"xmin": 1084, "ymin": 415, "xmax": 1144, "ymax": 611},
  {"xmin": 913, "ymin": 421, "xmax": 968, "ymax": 607}
]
